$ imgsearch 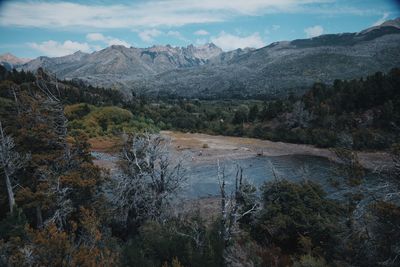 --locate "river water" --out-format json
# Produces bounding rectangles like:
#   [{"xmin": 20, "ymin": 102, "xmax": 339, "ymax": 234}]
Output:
[
  {"xmin": 92, "ymin": 151, "xmax": 399, "ymax": 204},
  {"xmin": 183, "ymin": 154, "xmax": 398, "ymax": 204}
]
